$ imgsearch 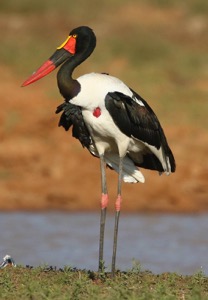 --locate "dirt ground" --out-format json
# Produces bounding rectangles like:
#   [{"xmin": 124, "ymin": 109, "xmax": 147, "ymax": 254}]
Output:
[{"xmin": 0, "ymin": 65, "xmax": 208, "ymax": 213}]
